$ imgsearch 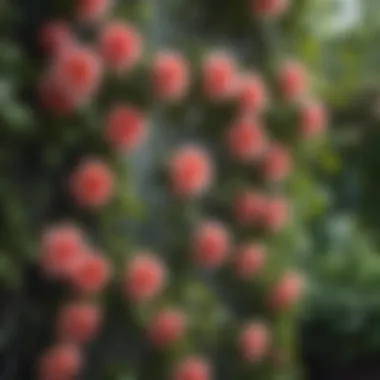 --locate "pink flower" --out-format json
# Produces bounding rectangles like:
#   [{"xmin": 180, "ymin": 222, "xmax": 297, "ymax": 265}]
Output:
[
  {"xmin": 152, "ymin": 51, "xmax": 189, "ymax": 101},
  {"xmin": 148, "ymin": 308, "xmax": 187, "ymax": 348},
  {"xmin": 192, "ymin": 221, "xmax": 231, "ymax": 269},
  {"xmin": 76, "ymin": 0, "xmax": 112, "ymax": 22},
  {"xmin": 40, "ymin": 224, "xmax": 84, "ymax": 279},
  {"xmin": 172, "ymin": 356, "xmax": 211, "ymax": 380},
  {"xmin": 262, "ymin": 144, "xmax": 292, "ymax": 182},
  {"xmin": 226, "ymin": 118, "xmax": 267, "ymax": 162},
  {"xmin": 69, "ymin": 159, "xmax": 115, "ymax": 208},
  {"xmin": 270, "ymin": 272, "xmax": 304, "ymax": 311},
  {"xmin": 233, "ymin": 191, "xmax": 266, "ymax": 226},
  {"xmin": 299, "ymin": 99, "xmax": 327, "ymax": 138},
  {"xmin": 169, "ymin": 145, "xmax": 213, "ymax": 198},
  {"xmin": 70, "ymin": 251, "xmax": 111, "ymax": 293},
  {"xmin": 251, "ymin": 0, "xmax": 289, "ymax": 18},
  {"xmin": 235, "ymin": 243, "xmax": 266, "ymax": 279},
  {"xmin": 105, "ymin": 105, "xmax": 146, "ymax": 152},
  {"xmin": 50, "ymin": 44, "xmax": 102, "ymax": 101},
  {"xmin": 124, "ymin": 253, "xmax": 166, "ymax": 302},
  {"xmin": 236, "ymin": 72, "xmax": 268, "ymax": 114},
  {"xmin": 99, "ymin": 22, "xmax": 142, "ymax": 71},
  {"xmin": 238, "ymin": 322, "xmax": 271, "ymax": 363},
  {"xmin": 202, "ymin": 52, "xmax": 237, "ymax": 100},
  {"xmin": 37, "ymin": 344, "xmax": 82, "ymax": 380},
  {"xmin": 277, "ymin": 60, "xmax": 308, "ymax": 101},
  {"xmin": 55, "ymin": 302, "xmax": 102, "ymax": 344}
]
